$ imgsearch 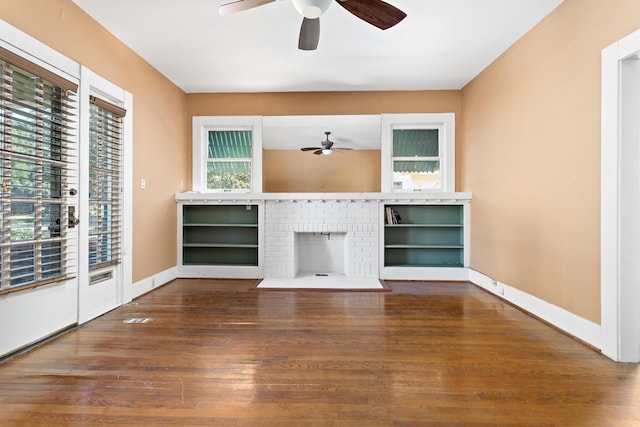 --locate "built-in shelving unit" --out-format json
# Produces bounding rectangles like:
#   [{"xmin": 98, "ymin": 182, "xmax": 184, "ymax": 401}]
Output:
[
  {"xmin": 176, "ymin": 192, "xmax": 470, "ymax": 281},
  {"xmin": 178, "ymin": 203, "xmax": 263, "ymax": 278},
  {"xmin": 381, "ymin": 203, "xmax": 469, "ymax": 280}
]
